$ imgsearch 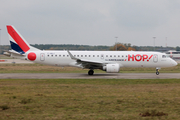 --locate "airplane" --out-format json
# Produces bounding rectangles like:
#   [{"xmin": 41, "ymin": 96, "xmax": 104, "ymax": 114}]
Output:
[{"xmin": 4, "ymin": 25, "xmax": 178, "ymax": 75}]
